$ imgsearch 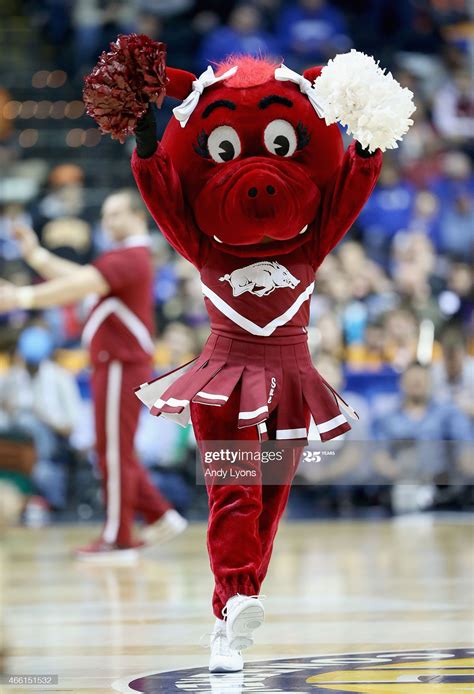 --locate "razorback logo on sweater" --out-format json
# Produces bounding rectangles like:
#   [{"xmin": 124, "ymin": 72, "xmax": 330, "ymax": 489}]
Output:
[
  {"xmin": 219, "ymin": 261, "xmax": 300, "ymax": 297},
  {"xmin": 200, "ymin": 244, "xmax": 314, "ymax": 337}
]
